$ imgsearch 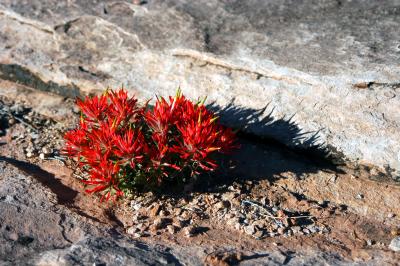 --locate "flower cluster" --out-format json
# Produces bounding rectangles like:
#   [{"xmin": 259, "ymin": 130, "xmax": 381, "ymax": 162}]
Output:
[{"xmin": 63, "ymin": 89, "xmax": 237, "ymax": 201}]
